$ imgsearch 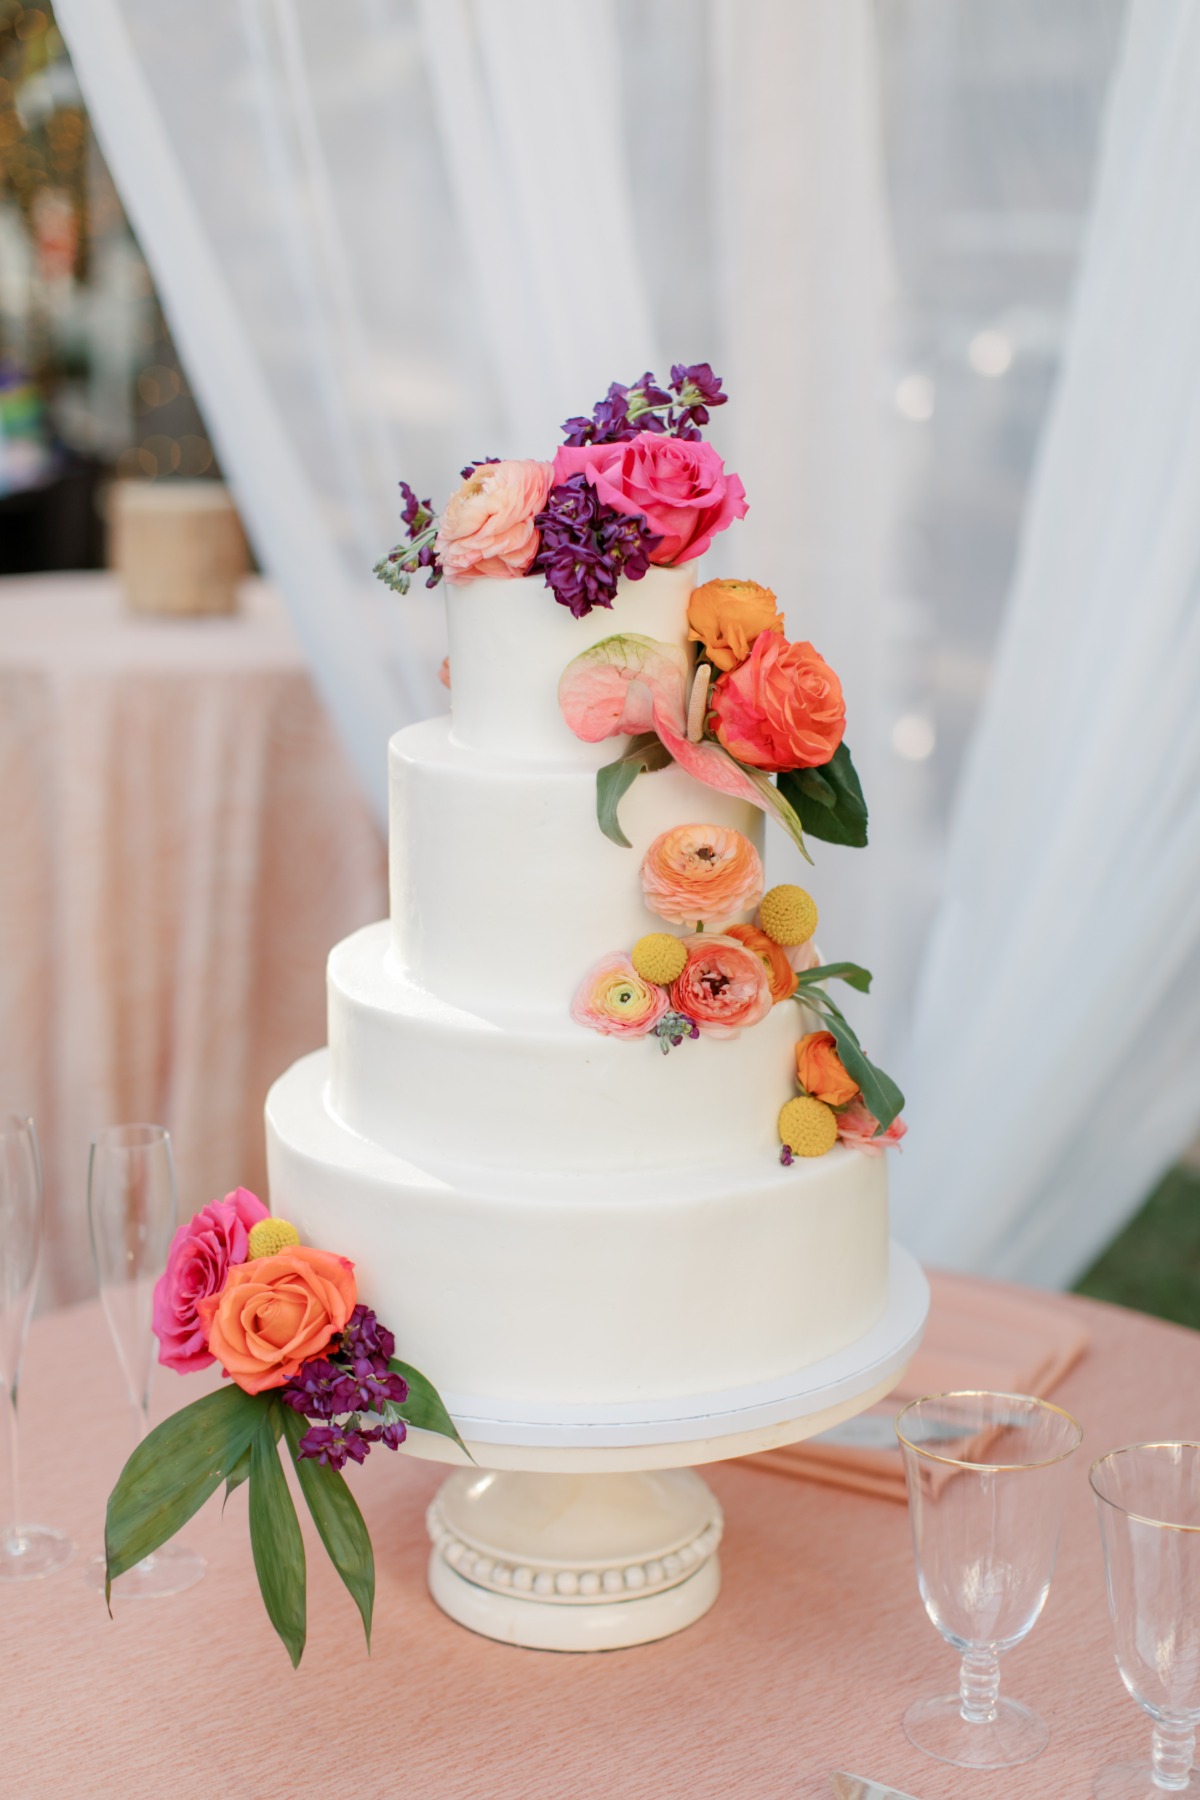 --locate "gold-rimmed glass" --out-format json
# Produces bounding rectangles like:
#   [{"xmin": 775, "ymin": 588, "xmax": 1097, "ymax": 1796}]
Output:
[
  {"xmin": 896, "ymin": 1390, "xmax": 1083, "ymax": 1770},
  {"xmin": 1091, "ymin": 1442, "xmax": 1200, "ymax": 1797}
]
